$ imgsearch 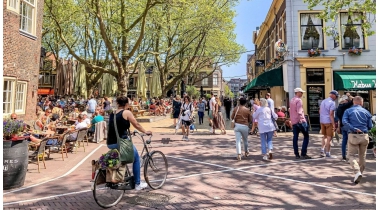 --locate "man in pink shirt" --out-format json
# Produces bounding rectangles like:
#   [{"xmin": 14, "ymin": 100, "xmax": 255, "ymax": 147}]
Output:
[{"xmin": 289, "ymin": 88, "xmax": 311, "ymax": 159}]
